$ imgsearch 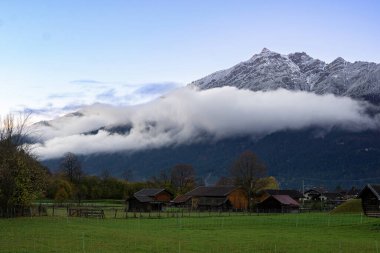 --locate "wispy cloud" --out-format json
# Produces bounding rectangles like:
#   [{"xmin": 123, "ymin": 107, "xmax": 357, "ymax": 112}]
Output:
[
  {"xmin": 21, "ymin": 81, "xmax": 182, "ymax": 122},
  {"xmin": 70, "ymin": 79, "xmax": 106, "ymax": 85}
]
